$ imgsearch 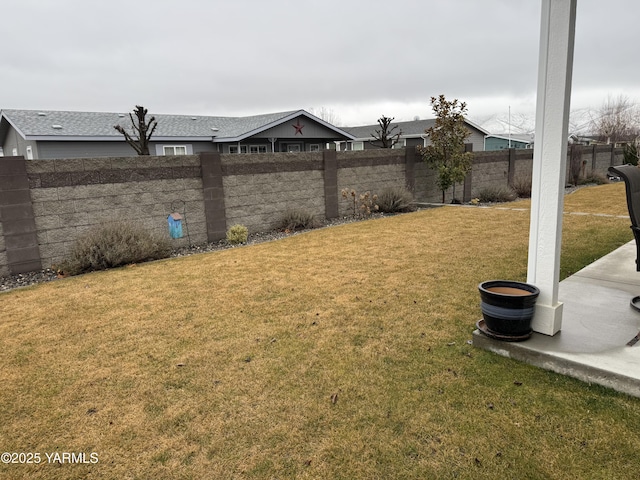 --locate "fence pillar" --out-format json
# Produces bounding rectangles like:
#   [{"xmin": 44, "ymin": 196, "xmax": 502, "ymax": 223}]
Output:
[
  {"xmin": 405, "ymin": 147, "xmax": 416, "ymax": 193},
  {"xmin": 610, "ymin": 143, "xmax": 615, "ymax": 166},
  {"xmin": 507, "ymin": 148, "xmax": 516, "ymax": 186},
  {"xmin": 323, "ymin": 150, "xmax": 339, "ymax": 219},
  {"xmin": 463, "ymin": 143, "xmax": 473, "ymax": 202},
  {"xmin": 200, "ymin": 152, "xmax": 227, "ymax": 242},
  {"xmin": 0, "ymin": 156, "xmax": 42, "ymax": 274}
]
